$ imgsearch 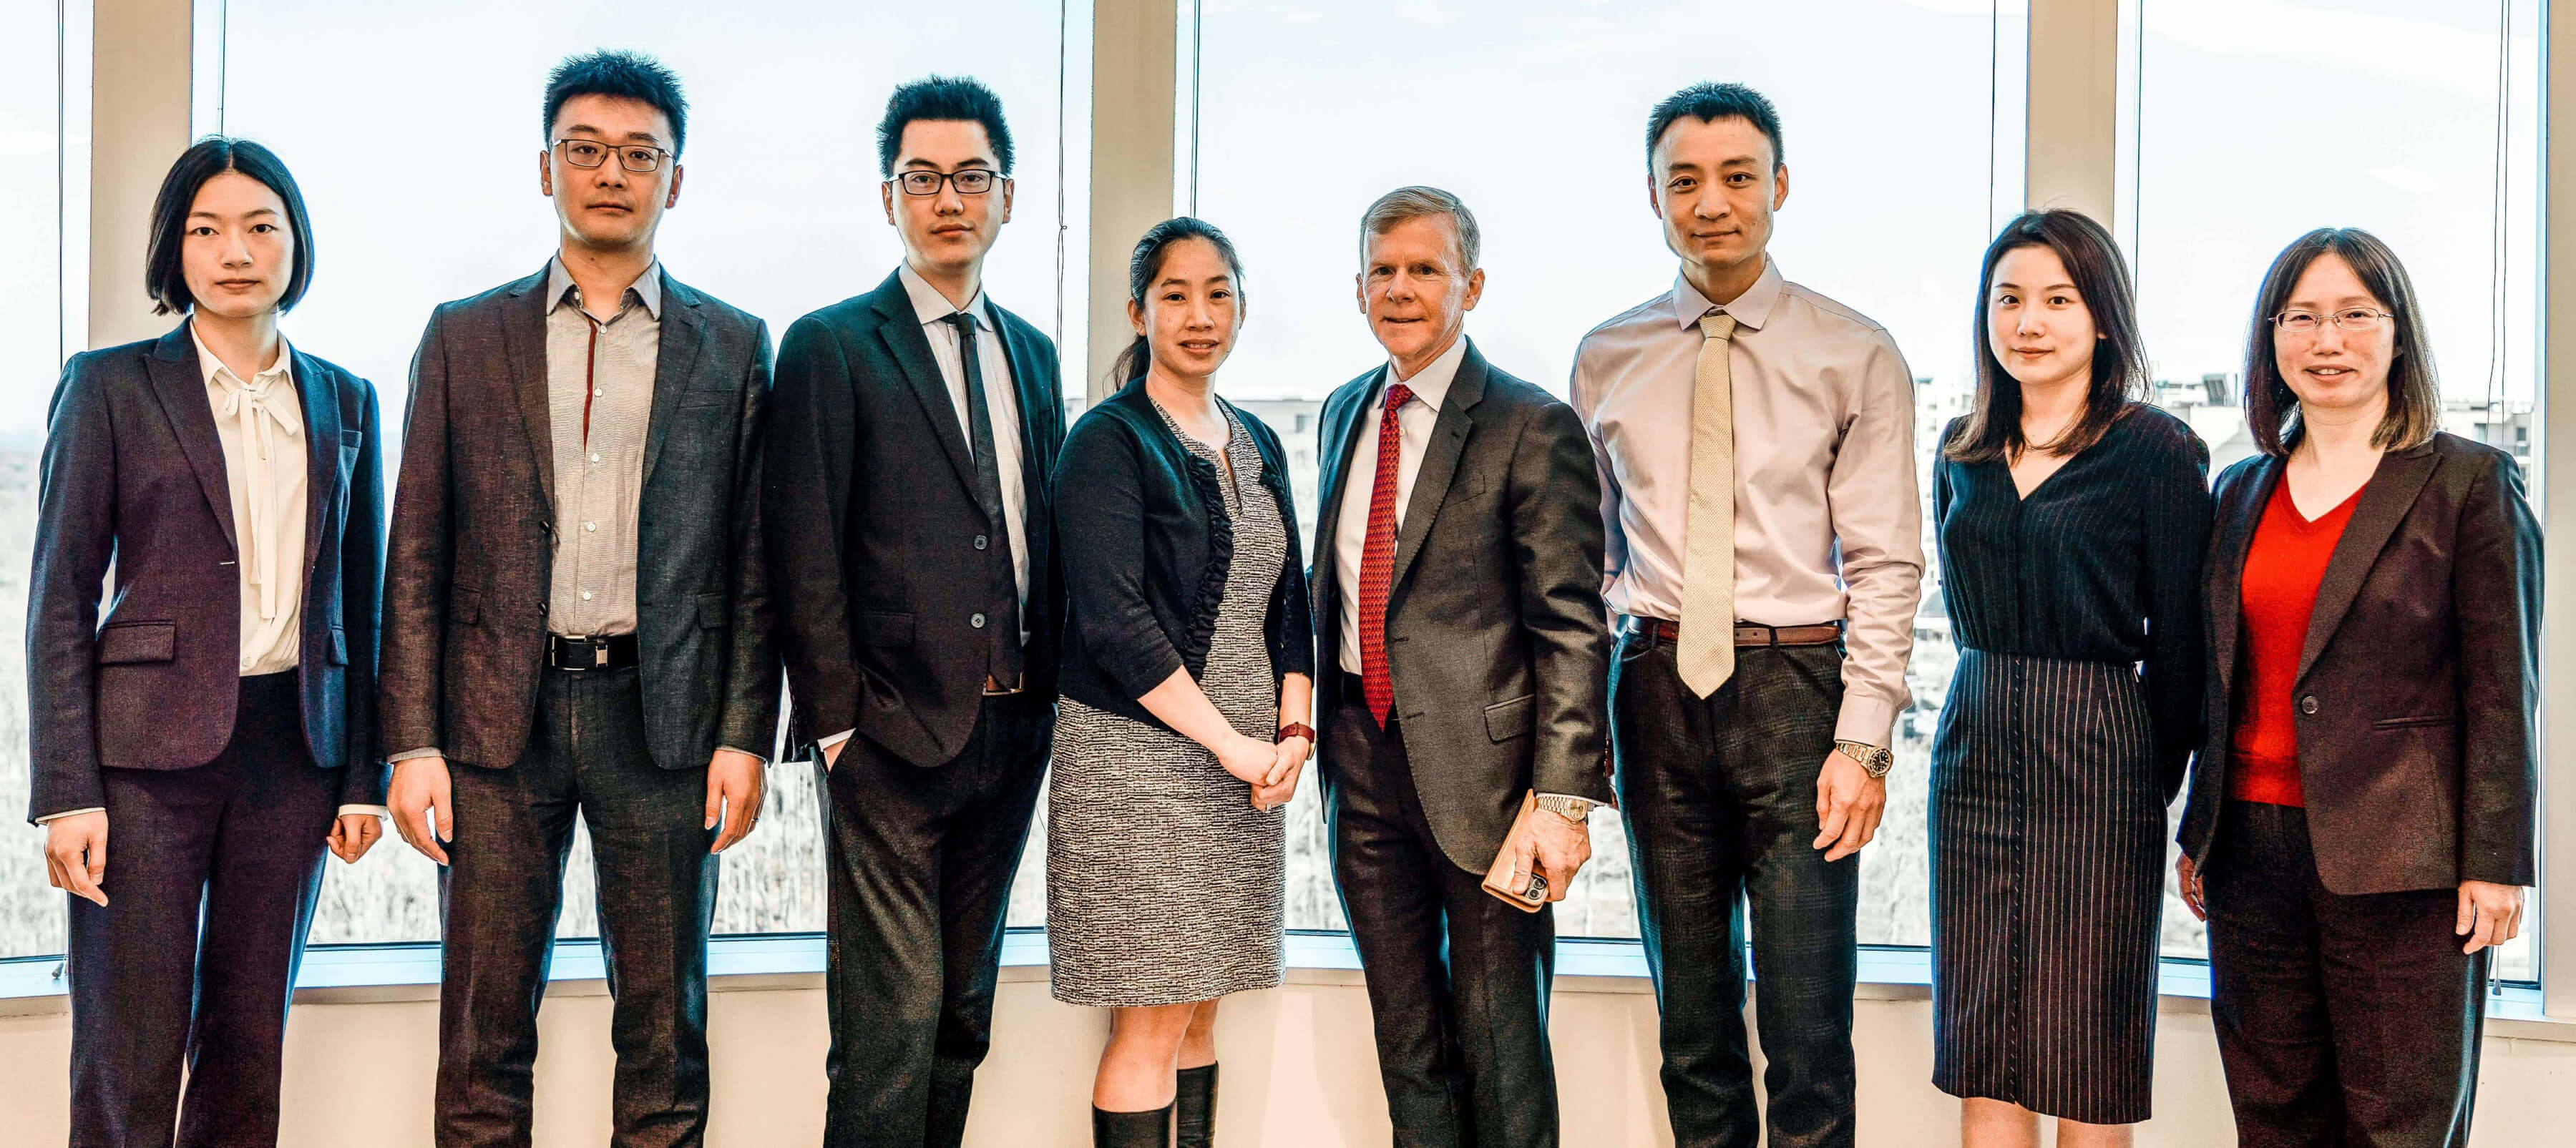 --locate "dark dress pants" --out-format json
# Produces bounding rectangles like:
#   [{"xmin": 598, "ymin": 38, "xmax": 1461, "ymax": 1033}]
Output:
[
  {"xmin": 435, "ymin": 666, "xmax": 720, "ymax": 1148},
  {"xmin": 67, "ymin": 671, "xmax": 338, "ymax": 1148},
  {"xmin": 1326, "ymin": 687, "xmax": 1558, "ymax": 1148},
  {"xmin": 1611, "ymin": 629, "xmax": 1856, "ymax": 1148},
  {"xmin": 2205, "ymin": 800, "xmax": 2487, "ymax": 1148},
  {"xmin": 820, "ymin": 692, "xmax": 1048, "ymax": 1148}
]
